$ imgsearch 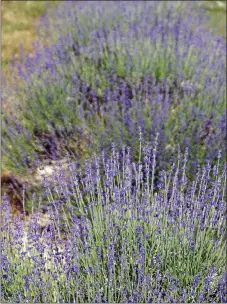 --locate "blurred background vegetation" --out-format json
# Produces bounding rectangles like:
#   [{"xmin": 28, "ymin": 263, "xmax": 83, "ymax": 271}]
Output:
[
  {"xmin": 1, "ymin": 1, "xmax": 58, "ymax": 71},
  {"xmin": 1, "ymin": 1, "xmax": 226, "ymax": 74},
  {"xmin": 197, "ymin": 0, "xmax": 226, "ymax": 35}
]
